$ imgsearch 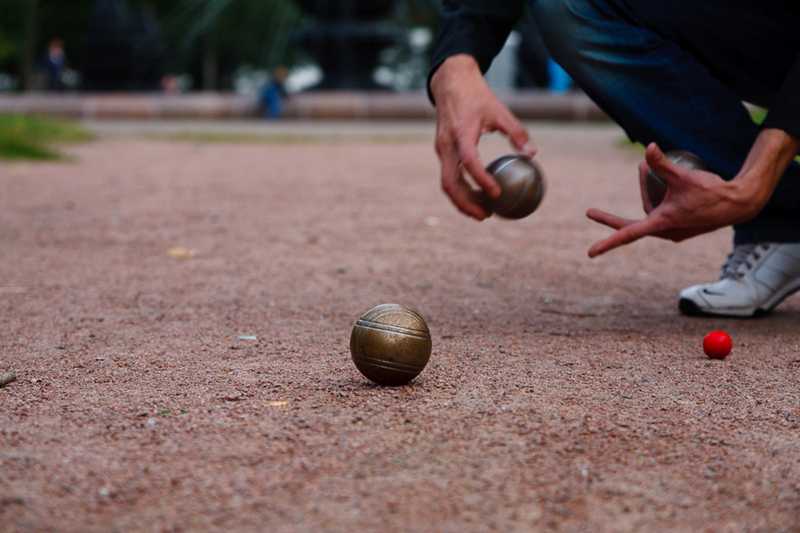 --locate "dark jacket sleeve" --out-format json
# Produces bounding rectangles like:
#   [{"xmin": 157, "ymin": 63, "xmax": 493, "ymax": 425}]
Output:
[
  {"xmin": 762, "ymin": 55, "xmax": 800, "ymax": 140},
  {"xmin": 427, "ymin": 0, "xmax": 525, "ymax": 105}
]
